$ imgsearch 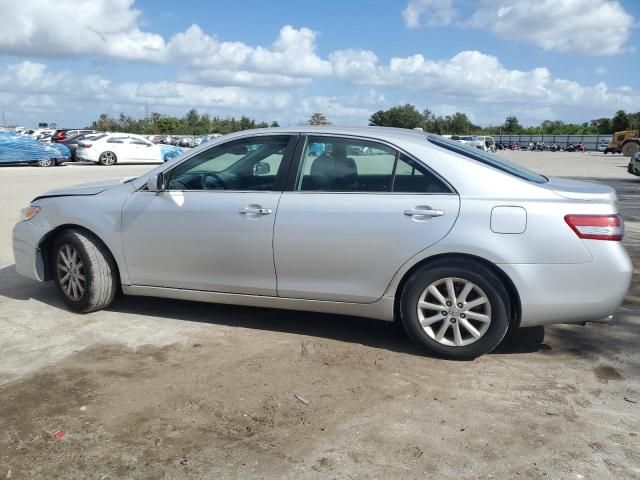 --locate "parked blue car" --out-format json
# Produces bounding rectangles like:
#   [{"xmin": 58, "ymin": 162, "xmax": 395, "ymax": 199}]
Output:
[{"xmin": 0, "ymin": 132, "xmax": 71, "ymax": 167}]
